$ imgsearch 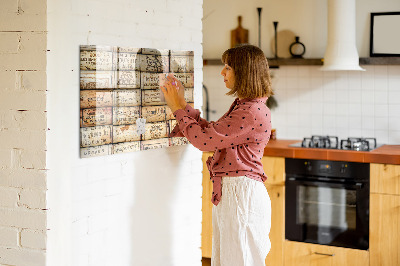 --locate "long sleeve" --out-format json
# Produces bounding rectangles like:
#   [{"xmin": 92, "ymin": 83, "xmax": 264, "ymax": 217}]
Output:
[
  {"xmin": 169, "ymin": 104, "xmax": 211, "ymax": 137},
  {"xmin": 172, "ymin": 105, "xmax": 257, "ymax": 152}
]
